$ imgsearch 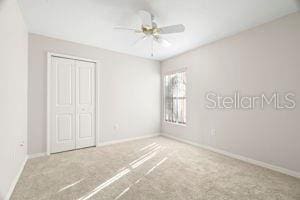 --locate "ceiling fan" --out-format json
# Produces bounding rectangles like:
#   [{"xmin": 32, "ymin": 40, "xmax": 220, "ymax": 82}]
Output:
[{"xmin": 114, "ymin": 10, "xmax": 185, "ymax": 57}]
